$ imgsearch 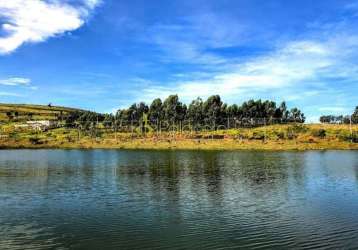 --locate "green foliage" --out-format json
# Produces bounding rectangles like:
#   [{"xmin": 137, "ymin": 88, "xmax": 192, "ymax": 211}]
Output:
[
  {"xmin": 203, "ymin": 95, "xmax": 224, "ymax": 126},
  {"xmin": 286, "ymin": 126, "xmax": 298, "ymax": 140},
  {"xmin": 352, "ymin": 106, "xmax": 358, "ymax": 124},
  {"xmin": 65, "ymin": 110, "xmax": 104, "ymax": 127},
  {"xmin": 338, "ymin": 131, "xmax": 358, "ymax": 143},
  {"xmin": 320, "ymin": 115, "xmax": 344, "ymax": 124},
  {"xmin": 320, "ymin": 106, "xmax": 358, "ymax": 124},
  {"xmin": 162, "ymin": 95, "xmax": 186, "ymax": 123},
  {"xmin": 115, "ymin": 95, "xmax": 306, "ymax": 128},
  {"xmin": 149, "ymin": 98, "xmax": 163, "ymax": 122},
  {"xmin": 274, "ymin": 131, "xmax": 285, "ymax": 140},
  {"xmin": 29, "ymin": 137, "xmax": 42, "ymax": 145},
  {"xmin": 291, "ymin": 124, "xmax": 308, "ymax": 133},
  {"xmin": 312, "ymin": 129, "xmax": 327, "ymax": 138},
  {"xmin": 188, "ymin": 97, "xmax": 204, "ymax": 127},
  {"xmin": 250, "ymin": 131, "xmax": 265, "ymax": 140}
]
